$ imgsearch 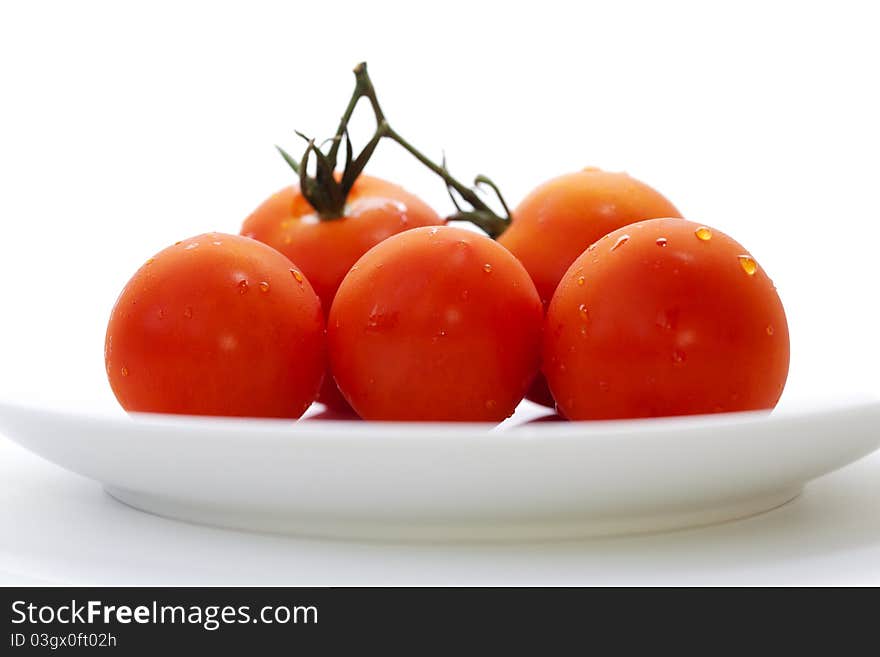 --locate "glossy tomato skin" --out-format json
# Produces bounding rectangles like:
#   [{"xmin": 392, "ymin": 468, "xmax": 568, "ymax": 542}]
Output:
[
  {"xmin": 544, "ymin": 219, "xmax": 790, "ymax": 420},
  {"xmin": 105, "ymin": 233, "xmax": 325, "ymax": 418},
  {"xmin": 328, "ymin": 226, "xmax": 544, "ymax": 422},
  {"xmin": 500, "ymin": 168, "xmax": 682, "ymax": 407},
  {"xmin": 241, "ymin": 174, "xmax": 443, "ymax": 409},
  {"xmin": 500, "ymin": 168, "xmax": 683, "ymax": 308}
]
